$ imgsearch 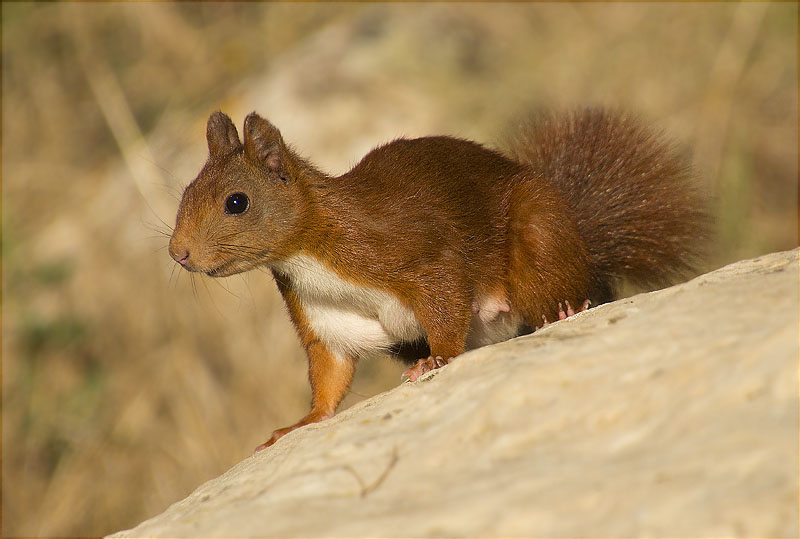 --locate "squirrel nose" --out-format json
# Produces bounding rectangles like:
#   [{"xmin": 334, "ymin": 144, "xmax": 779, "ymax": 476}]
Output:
[
  {"xmin": 171, "ymin": 249, "xmax": 190, "ymax": 266},
  {"xmin": 168, "ymin": 238, "xmax": 190, "ymax": 266}
]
